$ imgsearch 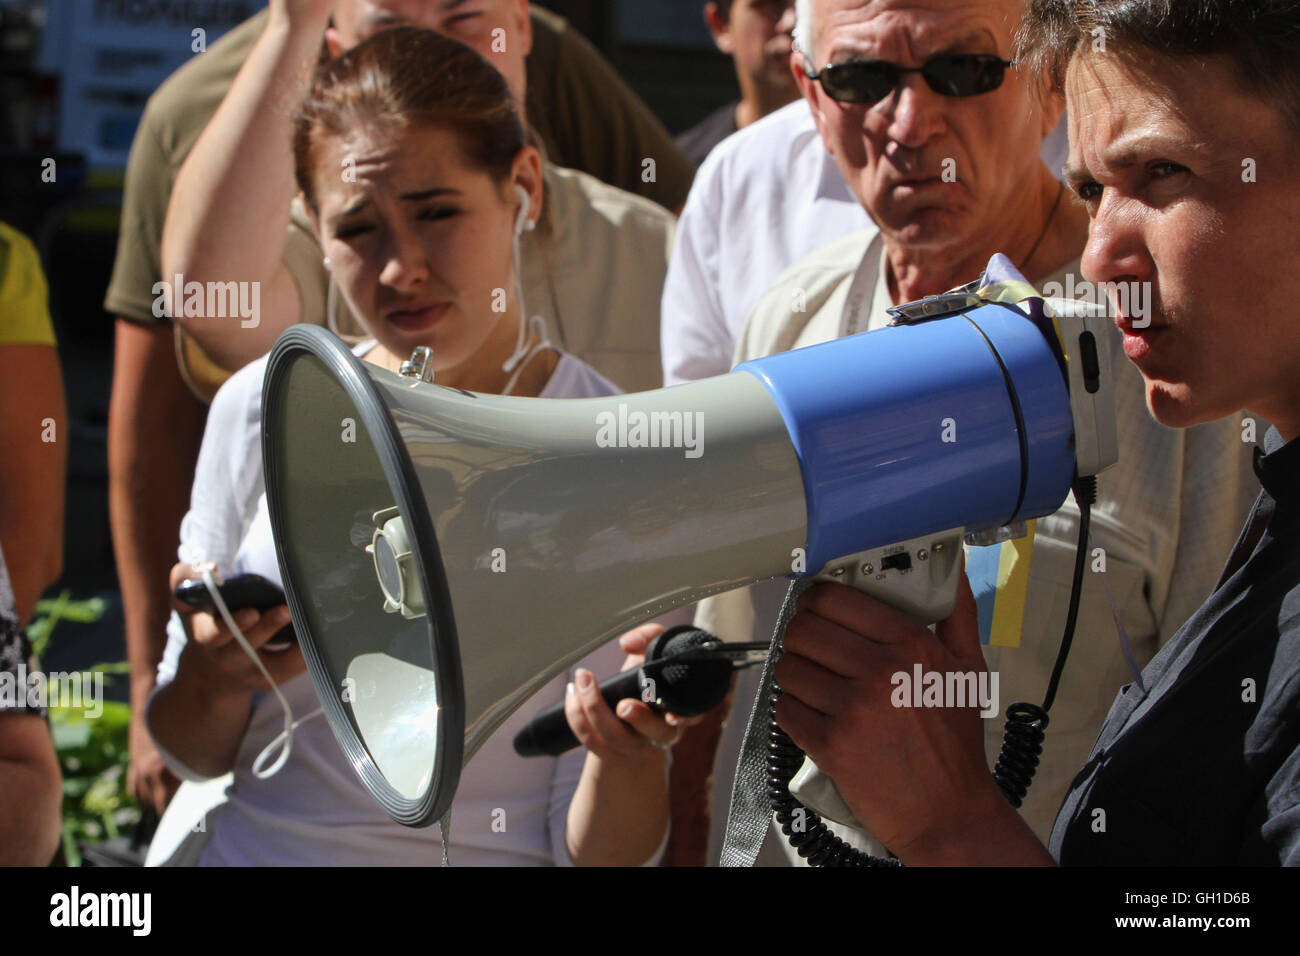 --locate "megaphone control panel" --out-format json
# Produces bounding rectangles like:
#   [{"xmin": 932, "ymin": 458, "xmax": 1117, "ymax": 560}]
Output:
[{"xmin": 811, "ymin": 528, "xmax": 965, "ymax": 623}]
